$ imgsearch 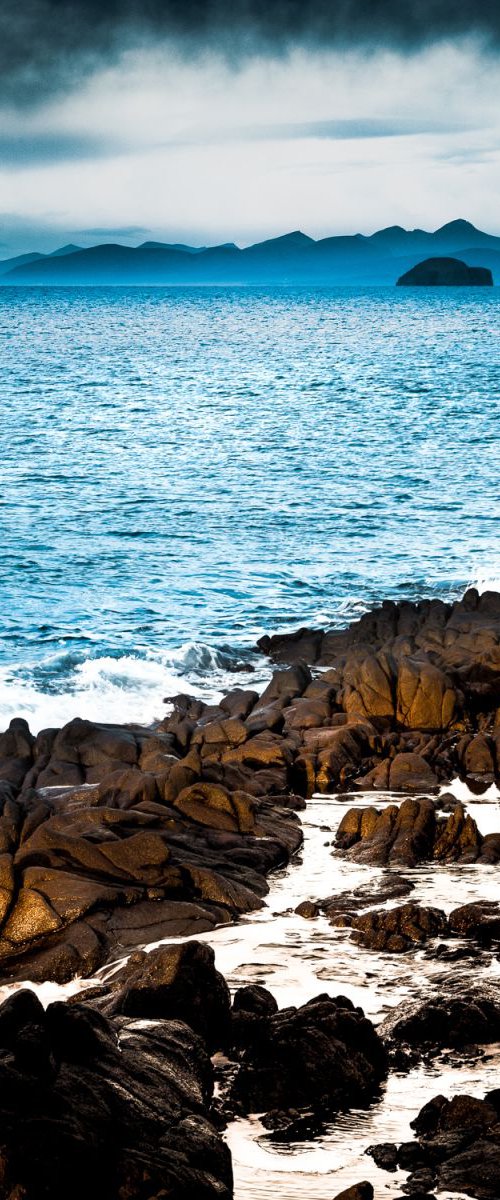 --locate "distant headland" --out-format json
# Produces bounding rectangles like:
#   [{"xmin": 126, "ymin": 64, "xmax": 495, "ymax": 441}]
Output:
[
  {"xmin": 397, "ymin": 256, "xmax": 493, "ymax": 287},
  {"xmin": 0, "ymin": 219, "xmax": 498, "ymax": 287}
]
